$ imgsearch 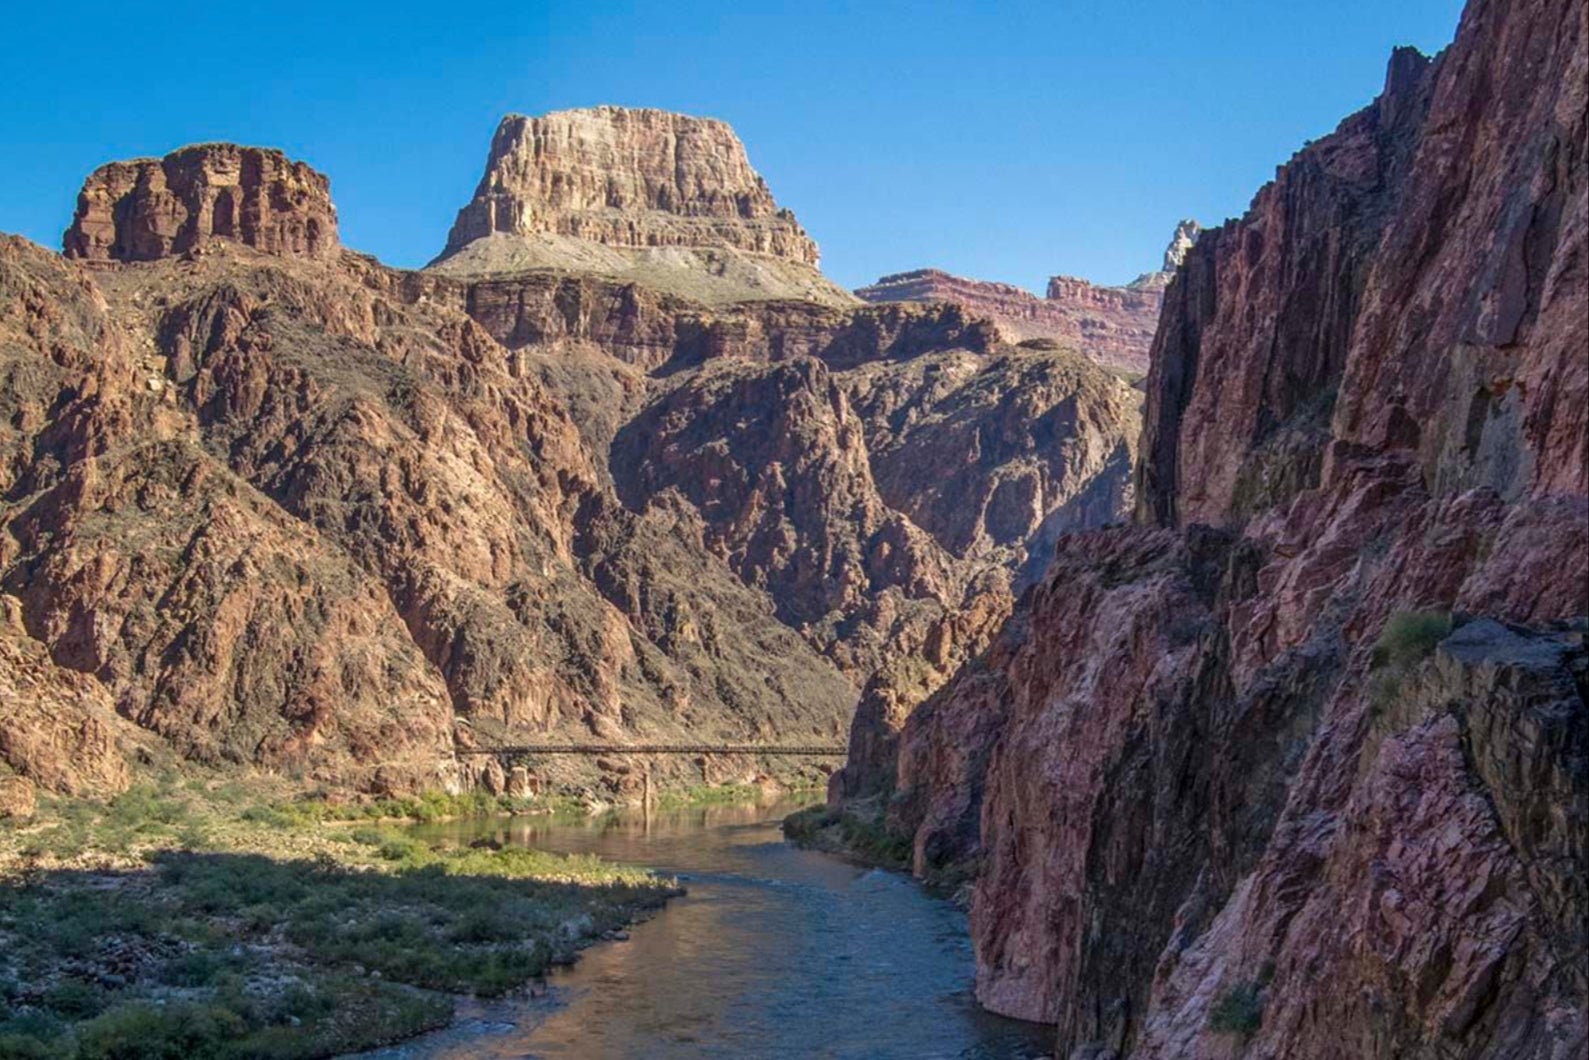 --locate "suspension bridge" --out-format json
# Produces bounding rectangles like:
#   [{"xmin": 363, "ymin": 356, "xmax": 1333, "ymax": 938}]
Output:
[{"xmin": 456, "ymin": 743, "xmax": 847, "ymax": 757}]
